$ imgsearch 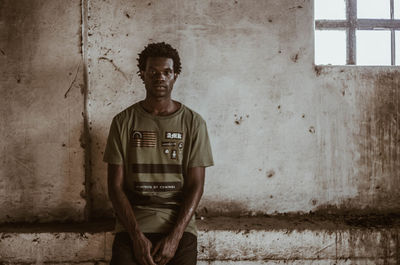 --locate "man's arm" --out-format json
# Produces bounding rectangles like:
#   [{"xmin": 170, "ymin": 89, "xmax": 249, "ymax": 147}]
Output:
[
  {"xmin": 107, "ymin": 164, "xmax": 156, "ymax": 265},
  {"xmin": 151, "ymin": 166, "xmax": 205, "ymax": 265}
]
